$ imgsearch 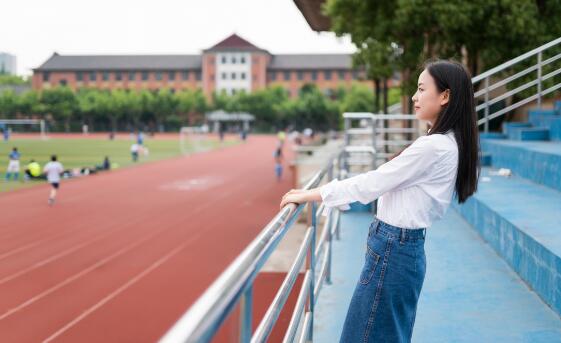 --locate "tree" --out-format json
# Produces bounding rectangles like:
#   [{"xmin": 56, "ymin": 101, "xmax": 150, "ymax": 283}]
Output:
[
  {"xmin": 340, "ymin": 84, "xmax": 374, "ymax": 113},
  {"xmin": 40, "ymin": 86, "xmax": 77, "ymax": 131},
  {"xmin": 325, "ymin": 0, "xmax": 552, "ymax": 105},
  {"xmin": 0, "ymin": 90, "xmax": 19, "ymax": 118}
]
